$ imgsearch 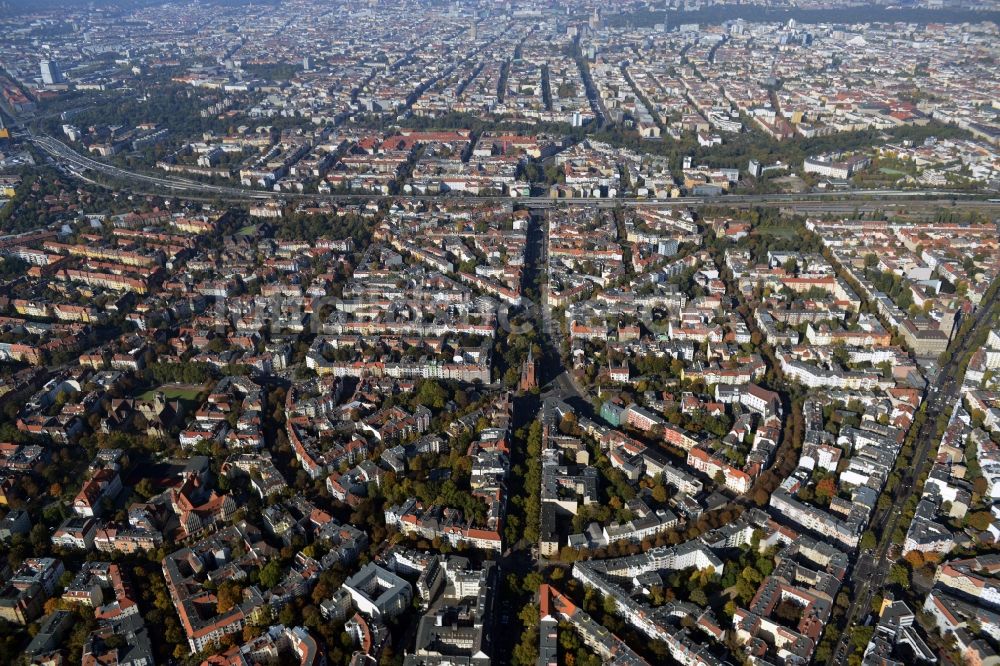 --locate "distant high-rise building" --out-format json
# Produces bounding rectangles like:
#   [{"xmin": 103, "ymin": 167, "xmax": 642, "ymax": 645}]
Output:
[
  {"xmin": 40, "ymin": 59, "xmax": 62, "ymax": 86},
  {"xmin": 589, "ymin": 7, "xmax": 600, "ymax": 30},
  {"xmin": 302, "ymin": 56, "xmax": 313, "ymax": 71}
]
